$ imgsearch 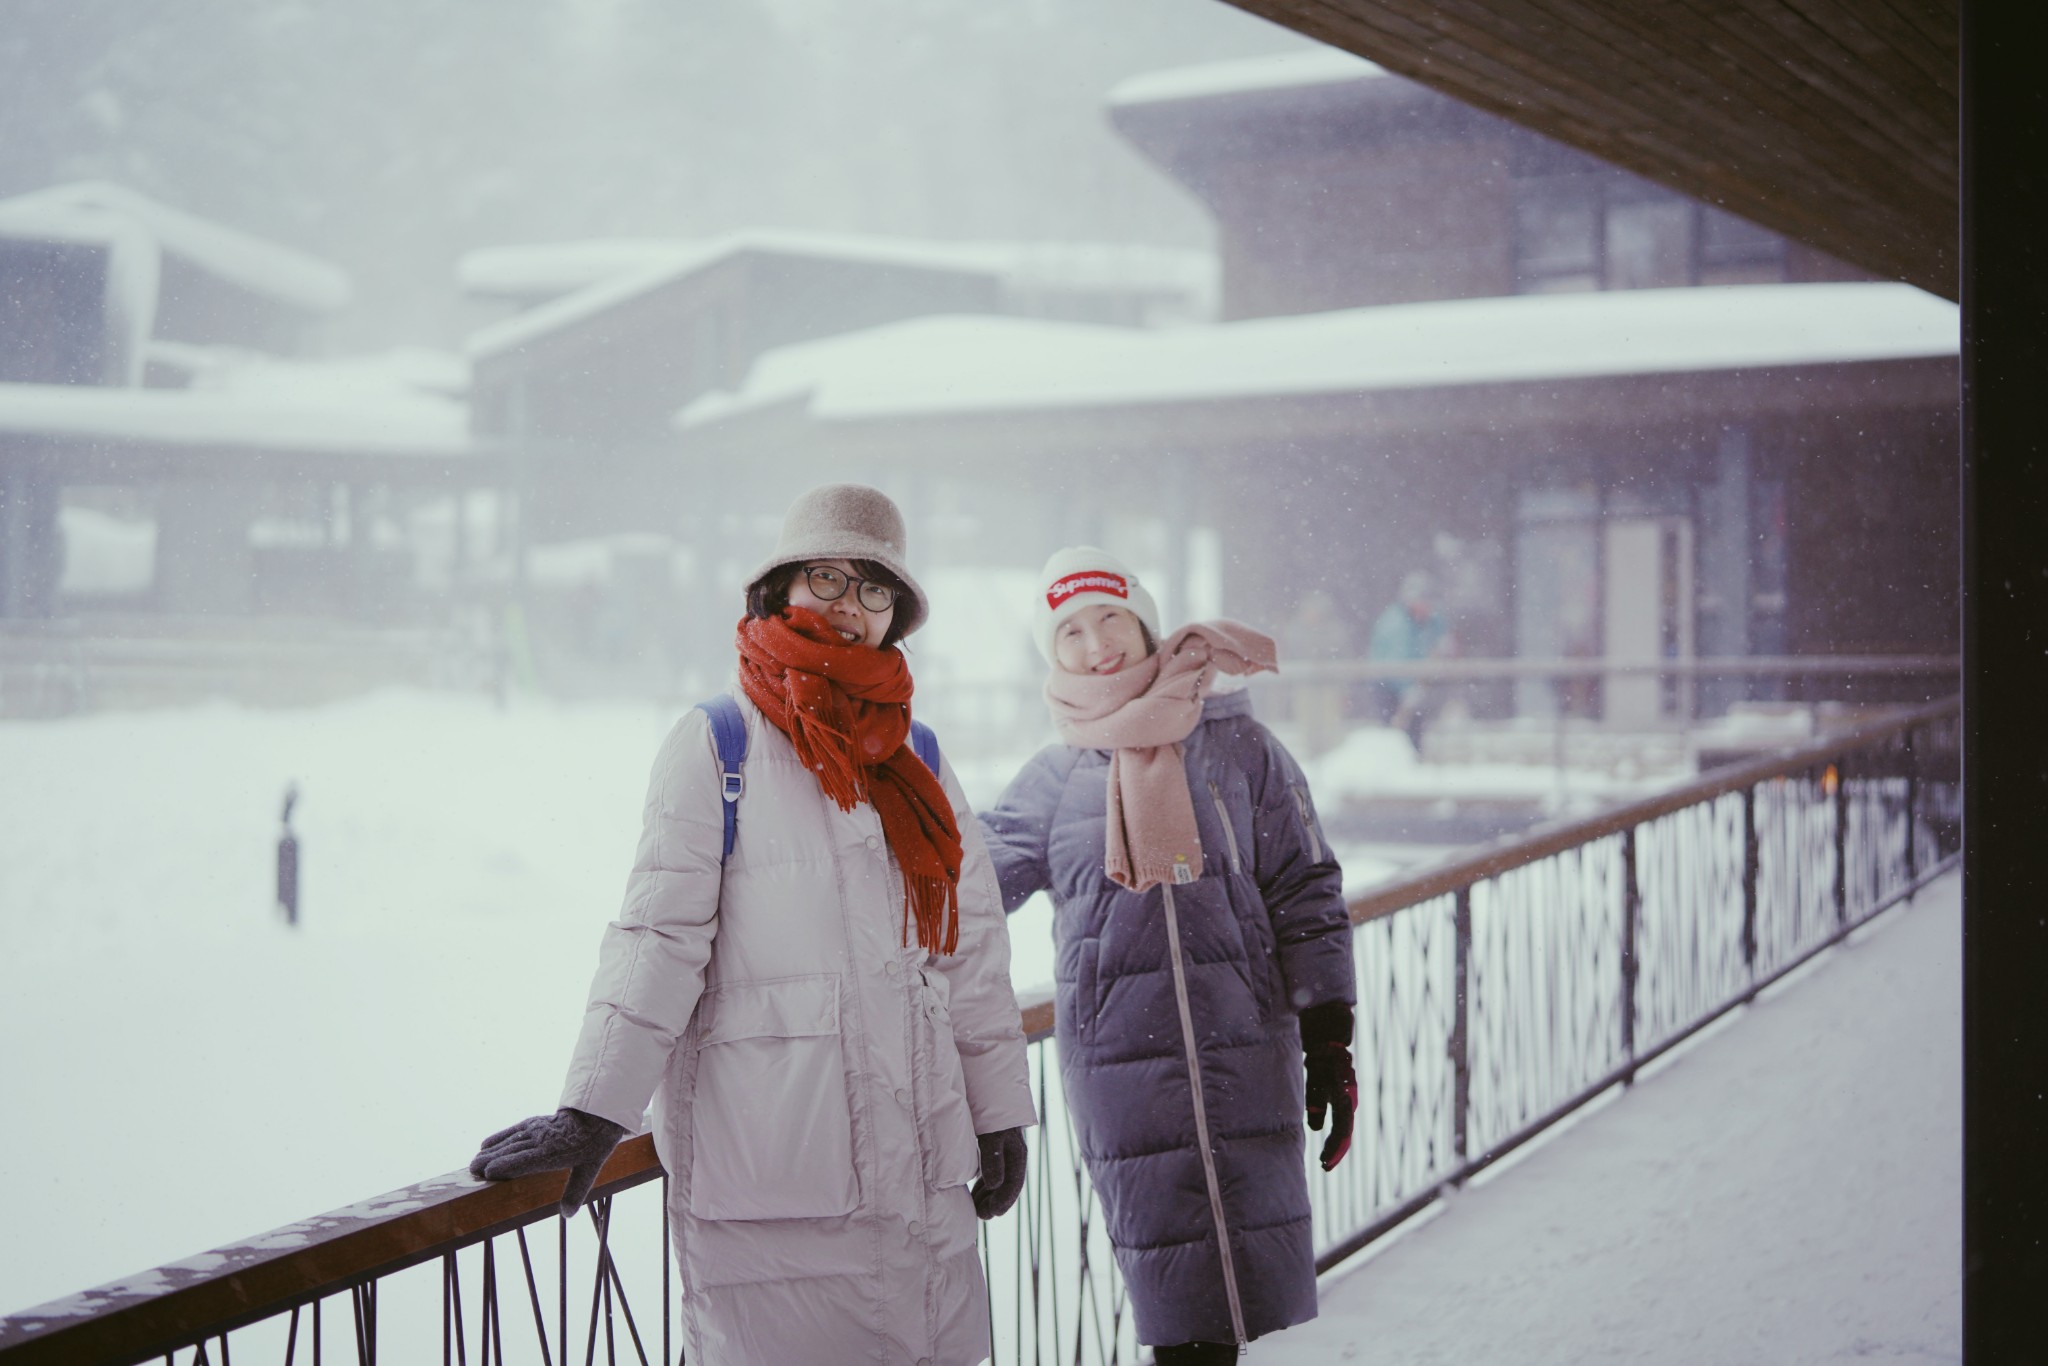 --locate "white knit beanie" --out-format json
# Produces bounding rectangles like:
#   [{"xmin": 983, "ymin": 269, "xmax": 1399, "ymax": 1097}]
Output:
[
  {"xmin": 747, "ymin": 483, "xmax": 929, "ymax": 637},
  {"xmin": 1032, "ymin": 546, "xmax": 1162, "ymax": 662}
]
